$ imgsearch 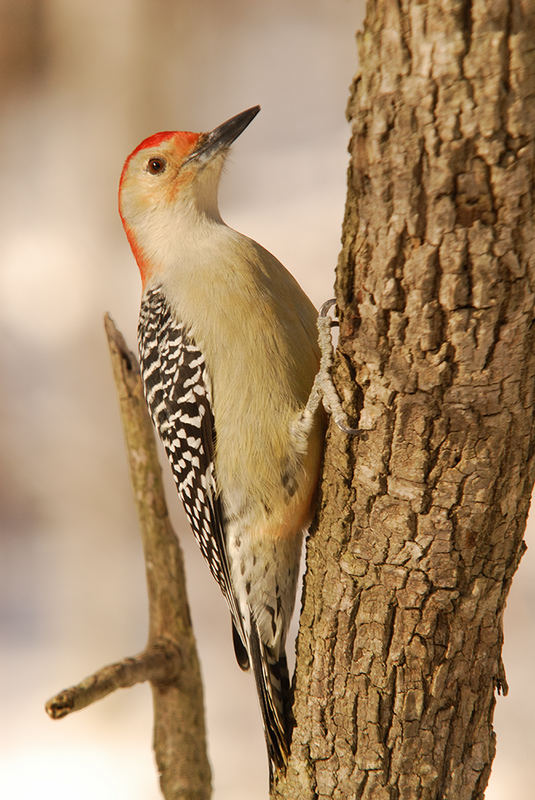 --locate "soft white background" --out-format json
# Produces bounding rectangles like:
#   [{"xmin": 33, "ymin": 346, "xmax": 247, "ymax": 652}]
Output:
[{"xmin": 1, "ymin": 2, "xmax": 533, "ymax": 798}]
